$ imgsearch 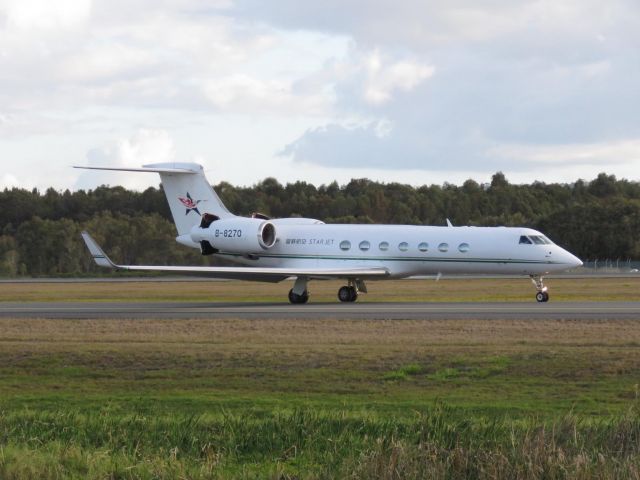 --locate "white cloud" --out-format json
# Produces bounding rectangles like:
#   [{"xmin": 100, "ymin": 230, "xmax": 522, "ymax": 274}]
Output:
[
  {"xmin": 2, "ymin": 0, "xmax": 91, "ymax": 30},
  {"xmin": 272, "ymin": 0, "xmax": 640, "ymax": 180},
  {"xmin": 111, "ymin": 129, "xmax": 175, "ymax": 166},
  {"xmin": 58, "ymin": 43, "xmax": 158, "ymax": 83},
  {"xmin": 2, "ymin": 0, "xmax": 640, "ymax": 190},
  {"xmin": 362, "ymin": 50, "xmax": 434, "ymax": 105},
  {"xmin": 76, "ymin": 129, "xmax": 176, "ymax": 190},
  {"xmin": 234, "ymin": 0, "xmax": 637, "ymax": 55},
  {"xmin": 489, "ymin": 139, "xmax": 640, "ymax": 166},
  {"xmin": 202, "ymin": 74, "xmax": 332, "ymax": 114},
  {"xmin": 0, "ymin": 3, "xmax": 351, "ymax": 119},
  {"xmin": 0, "ymin": 173, "xmax": 20, "ymax": 189},
  {"xmin": 281, "ymin": 120, "xmax": 640, "ymax": 179},
  {"xmin": 0, "ymin": 111, "xmax": 62, "ymax": 138}
]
